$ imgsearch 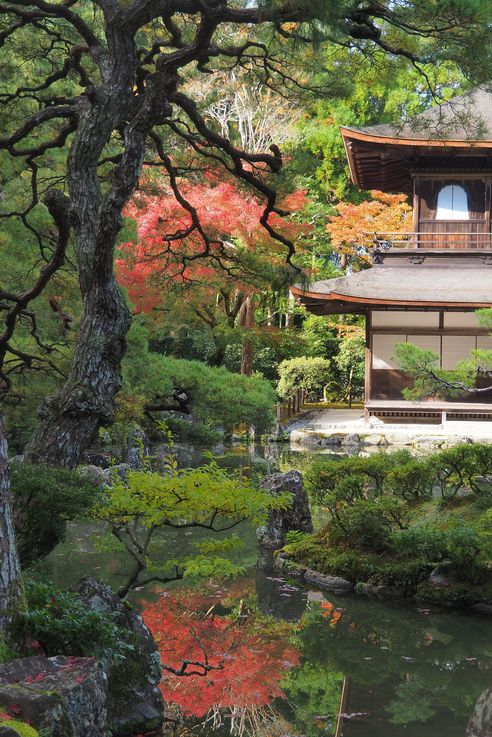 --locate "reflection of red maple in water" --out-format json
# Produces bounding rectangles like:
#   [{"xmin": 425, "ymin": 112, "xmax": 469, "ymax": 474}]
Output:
[{"xmin": 143, "ymin": 592, "xmax": 300, "ymax": 719}]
